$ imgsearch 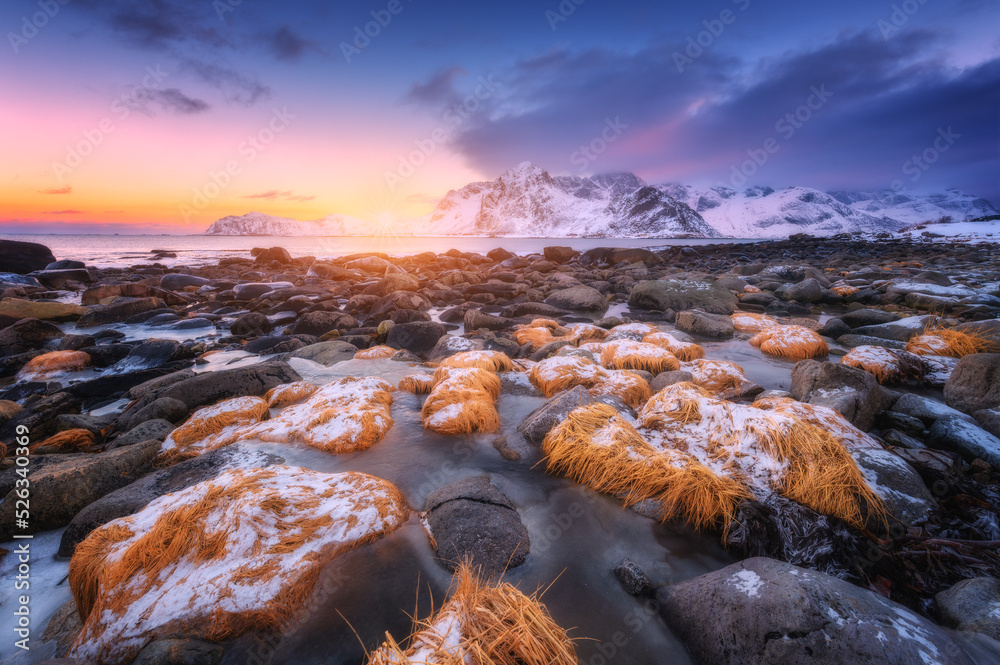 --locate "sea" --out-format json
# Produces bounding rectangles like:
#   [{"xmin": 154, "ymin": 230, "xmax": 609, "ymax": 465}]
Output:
[{"xmin": 1, "ymin": 234, "xmax": 755, "ymax": 269}]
